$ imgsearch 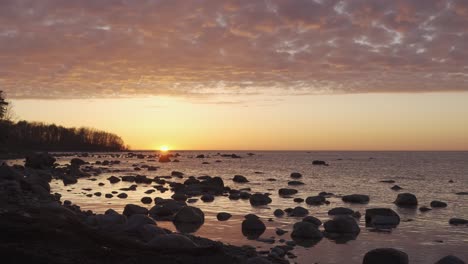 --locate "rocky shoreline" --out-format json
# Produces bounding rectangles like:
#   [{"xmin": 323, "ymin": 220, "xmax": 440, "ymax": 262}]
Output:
[{"xmin": 1, "ymin": 152, "xmax": 466, "ymax": 264}]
